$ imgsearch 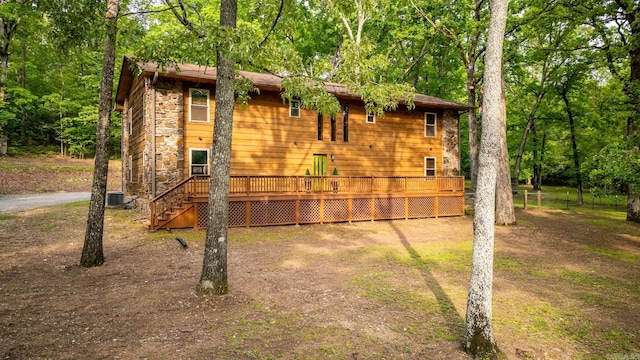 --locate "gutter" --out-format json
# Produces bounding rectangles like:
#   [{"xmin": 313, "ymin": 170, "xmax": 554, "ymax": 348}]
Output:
[{"xmin": 151, "ymin": 71, "xmax": 158, "ymax": 197}]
